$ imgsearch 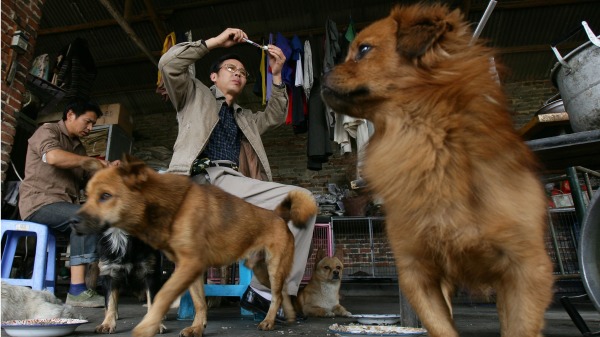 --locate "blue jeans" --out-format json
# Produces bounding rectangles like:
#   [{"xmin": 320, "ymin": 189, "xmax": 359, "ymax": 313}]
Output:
[{"xmin": 25, "ymin": 202, "xmax": 99, "ymax": 266}]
